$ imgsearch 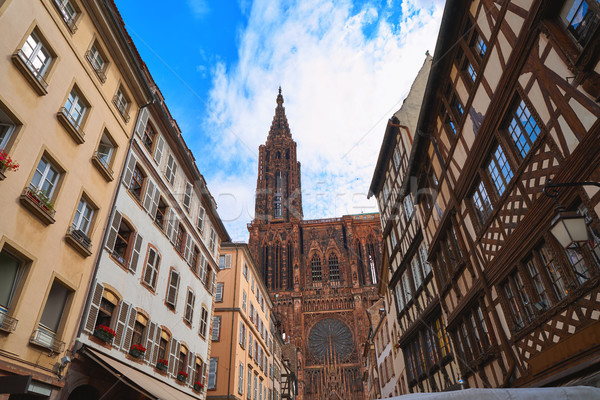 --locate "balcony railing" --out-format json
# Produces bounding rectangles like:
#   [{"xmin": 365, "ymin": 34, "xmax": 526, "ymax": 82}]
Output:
[
  {"xmin": 57, "ymin": 107, "xmax": 86, "ymax": 144},
  {"xmin": 91, "ymin": 151, "xmax": 114, "ymax": 181},
  {"xmin": 52, "ymin": 0, "xmax": 78, "ymax": 32},
  {"xmin": 30, "ymin": 326, "xmax": 65, "ymax": 353},
  {"xmin": 16, "ymin": 50, "xmax": 49, "ymax": 88},
  {"xmin": 11, "ymin": 50, "xmax": 49, "ymax": 95},
  {"xmin": 65, "ymin": 225, "xmax": 92, "ymax": 257},
  {"xmin": 0, "ymin": 309, "xmax": 18, "ymax": 333}
]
